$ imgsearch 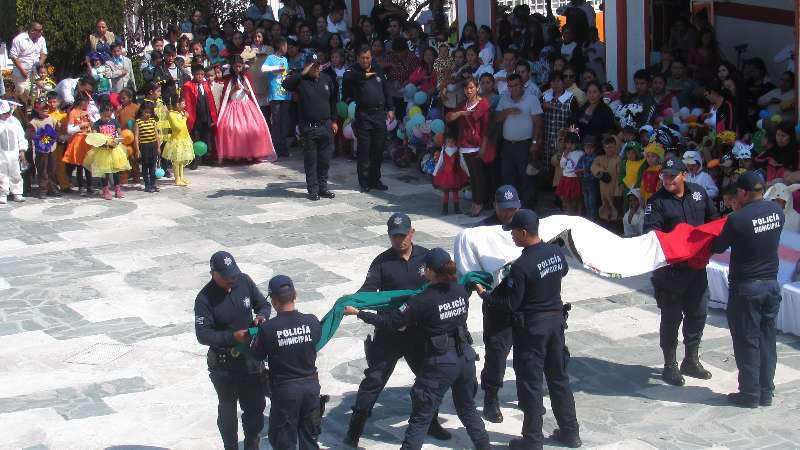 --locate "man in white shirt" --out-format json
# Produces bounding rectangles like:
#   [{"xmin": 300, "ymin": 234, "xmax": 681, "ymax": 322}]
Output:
[
  {"xmin": 106, "ymin": 44, "xmax": 136, "ymax": 93},
  {"xmin": 9, "ymin": 21, "xmax": 47, "ymax": 97},
  {"xmin": 246, "ymin": 0, "xmax": 275, "ymax": 22},
  {"xmin": 326, "ymin": 4, "xmax": 351, "ymax": 45},
  {"xmin": 515, "ymin": 61, "xmax": 541, "ymax": 99},
  {"xmin": 495, "ymin": 74, "xmax": 544, "ymax": 207},
  {"xmin": 682, "ymin": 150, "xmax": 719, "ymax": 199},
  {"xmin": 493, "ymin": 49, "xmax": 517, "ymax": 95}
]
